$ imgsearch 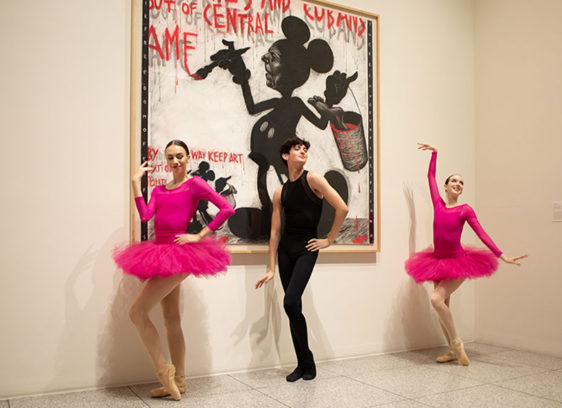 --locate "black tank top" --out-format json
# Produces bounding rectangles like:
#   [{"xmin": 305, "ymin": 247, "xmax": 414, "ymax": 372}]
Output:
[{"xmin": 281, "ymin": 170, "xmax": 323, "ymax": 236}]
